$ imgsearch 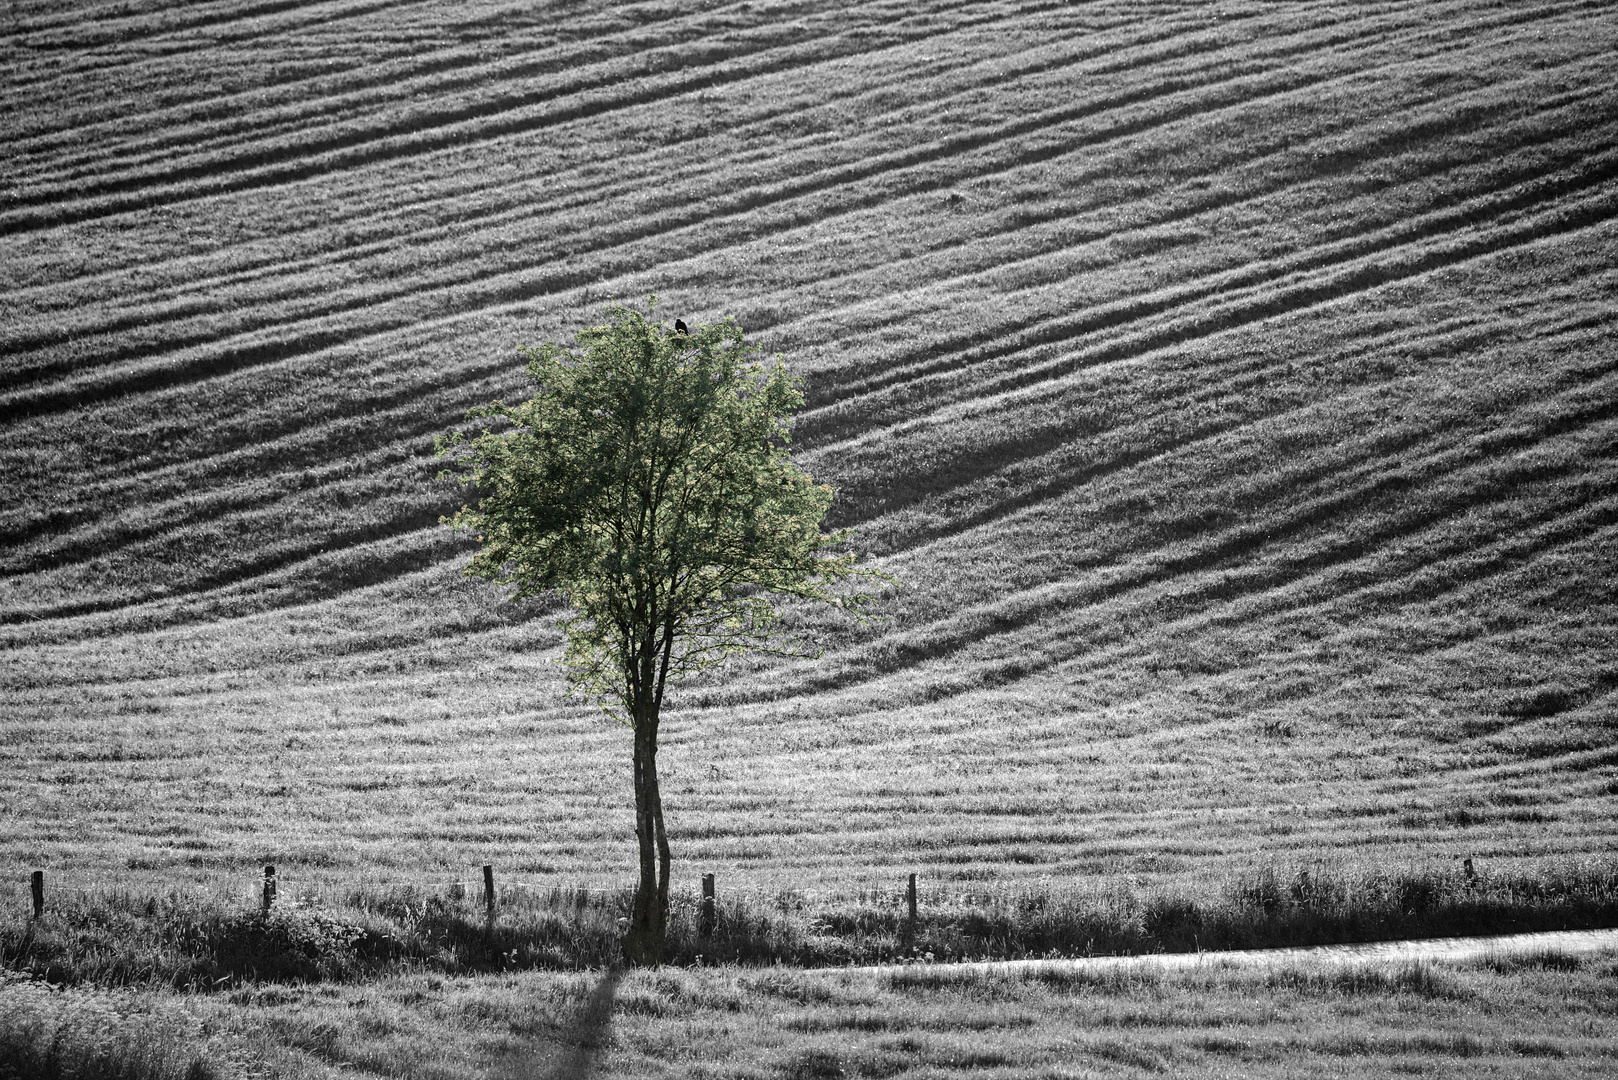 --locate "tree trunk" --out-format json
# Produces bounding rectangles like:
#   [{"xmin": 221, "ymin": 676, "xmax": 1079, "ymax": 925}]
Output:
[{"xmin": 623, "ymin": 719, "xmax": 669, "ymax": 965}]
